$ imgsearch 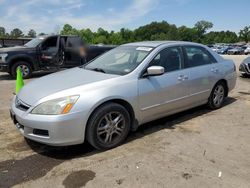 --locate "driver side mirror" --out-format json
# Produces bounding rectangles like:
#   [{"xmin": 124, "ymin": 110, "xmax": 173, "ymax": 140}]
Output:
[{"xmin": 144, "ymin": 66, "xmax": 165, "ymax": 77}]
